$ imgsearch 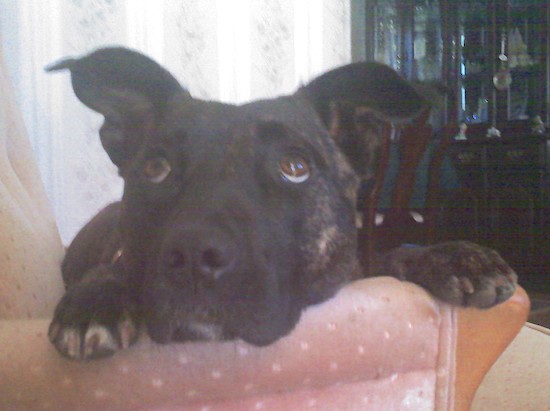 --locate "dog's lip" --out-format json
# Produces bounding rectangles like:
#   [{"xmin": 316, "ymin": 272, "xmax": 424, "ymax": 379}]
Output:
[
  {"xmin": 171, "ymin": 321, "xmax": 225, "ymax": 342},
  {"xmin": 146, "ymin": 301, "xmax": 296, "ymax": 346},
  {"xmin": 145, "ymin": 301, "xmax": 230, "ymax": 343}
]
